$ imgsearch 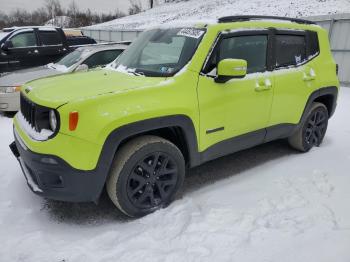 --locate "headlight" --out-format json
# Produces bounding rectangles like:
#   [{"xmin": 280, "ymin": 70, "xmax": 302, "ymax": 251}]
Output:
[
  {"xmin": 49, "ymin": 110, "xmax": 57, "ymax": 132},
  {"xmin": 0, "ymin": 86, "xmax": 21, "ymax": 93}
]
